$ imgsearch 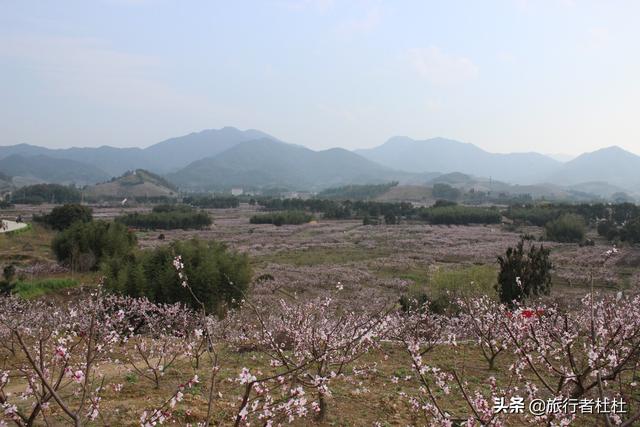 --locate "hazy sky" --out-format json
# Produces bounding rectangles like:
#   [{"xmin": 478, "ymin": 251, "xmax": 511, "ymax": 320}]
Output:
[{"xmin": 1, "ymin": 1, "xmax": 639, "ymax": 155}]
